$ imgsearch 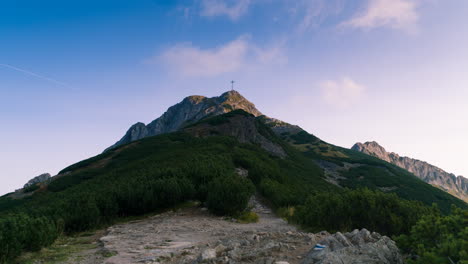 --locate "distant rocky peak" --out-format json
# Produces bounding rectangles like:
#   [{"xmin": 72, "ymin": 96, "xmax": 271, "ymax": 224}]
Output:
[
  {"xmin": 352, "ymin": 141, "xmax": 392, "ymax": 162},
  {"xmin": 353, "ymin": 141, "xmax": 386, "ymax": 152},
  {"xmin": 23, "ymin": 173, "xmax": 51, "ymax": 188},
  {"xmin": 217, "ymin": 90, "xmax": 262, "ymax": 117},
  {"xmin": 219, "ymin": 90, "xmax": 243, "ymax": 101},
  {"xmin": 352, "ymin": 141, "xmax": 468, "ymax": 202},
  {"xmin": 106, "ymin": 91, "xmax": 262, "ymax": 151},
  {"xmin": 183, "ymin": 95, "xmax": 206, "ymax": 104}
]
